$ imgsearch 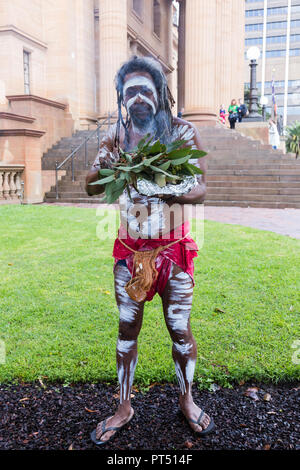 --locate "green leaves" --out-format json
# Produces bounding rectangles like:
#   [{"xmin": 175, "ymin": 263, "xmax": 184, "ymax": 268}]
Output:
[
  {"xmin": 89, "ymin": 174, "xmax": 115, "ymax": 185},
  {"xmin": 88, "ymin": 135, "xmax": 207, "ymax": 202}
]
